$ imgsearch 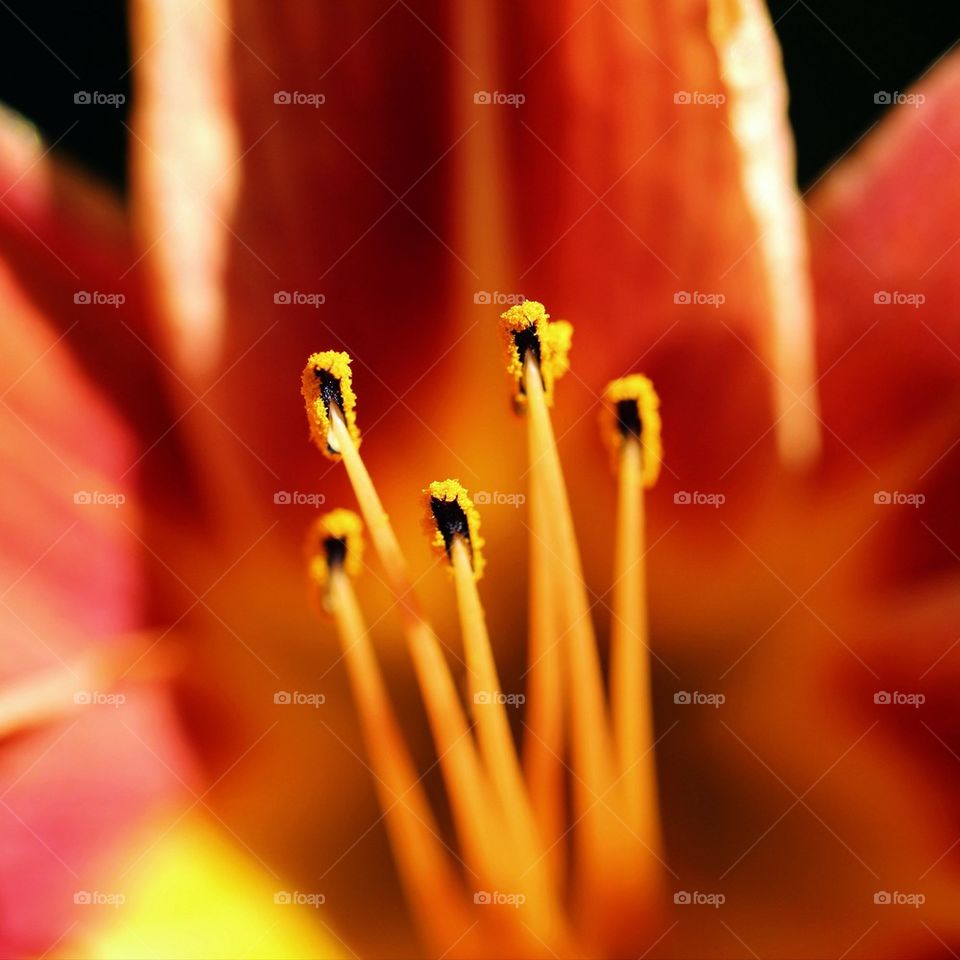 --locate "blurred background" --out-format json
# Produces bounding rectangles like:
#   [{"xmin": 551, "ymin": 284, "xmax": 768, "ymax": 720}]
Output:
[
  {"xmin": 4, "ymin": 2, "xmax": 960, "ymax": 959},
  {"xmin": 1, "ymin": 0, "xmax": 959, "ymax": 190}
]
